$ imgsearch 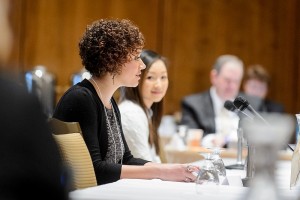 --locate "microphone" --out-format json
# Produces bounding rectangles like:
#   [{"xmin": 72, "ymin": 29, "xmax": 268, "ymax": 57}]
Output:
[
  {"xmin": 224, "ymin": 100, "xmax": 253, "ymax": 120},
  {"xmin": 233, "ymin": 96, "xmax": 269, "ymax": 125},
  {"xmin": 224, "ymin": 100, "xmax": 236, "ymax": 112},
  {"xmin": 223, "ymin": 100, "xmax": 245, "ymax": 170}
]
